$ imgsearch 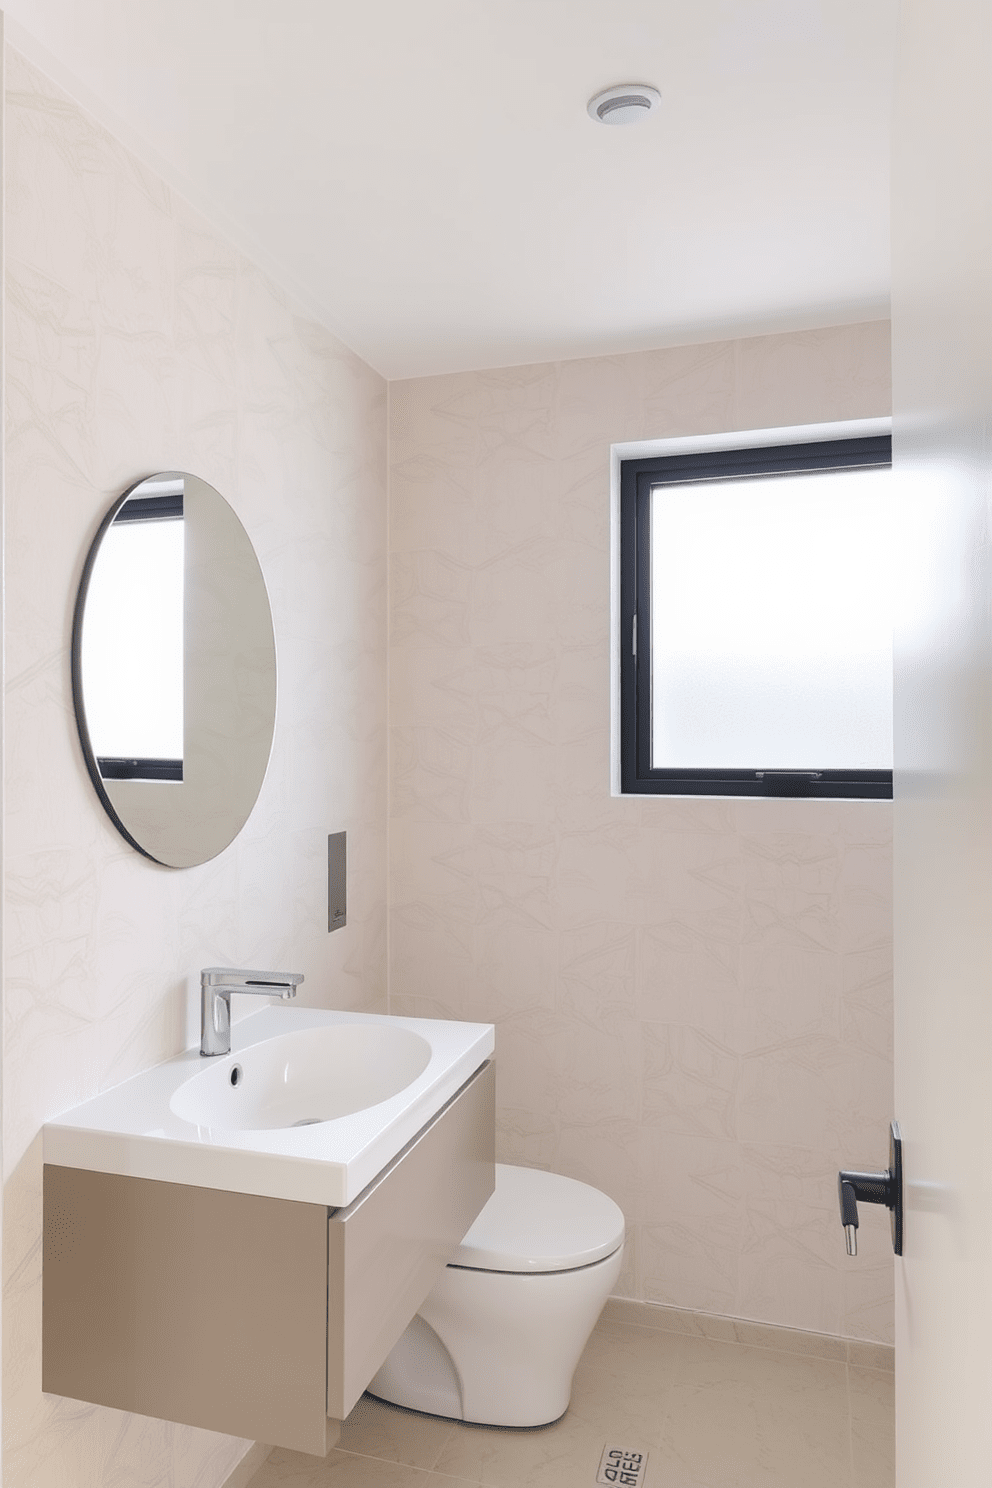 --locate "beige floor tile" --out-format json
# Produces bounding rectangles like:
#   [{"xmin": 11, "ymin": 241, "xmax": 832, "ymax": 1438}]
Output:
[
  {"xmin": 432, "ymin": 1418, "xmax": 623, "ymax": 1488},
  {"xmin": 338, "ymin": 1395, "xmax": 456, "ymax": 1471},
  {"xmin": 245, "ymin": 1315, "xmax": 894, "ymax": 1488},
  {"xmin": 577, "ymin": 1317, "xmax": 685, "ymax": 1391},
  {"xmin": 423, "ymin": 1476, "xmax": 493, "ymax": 1488},
  {"xmin": 850, "ymin": 1367, "xmax": 895, "ymax": 1488},
  {"xmin": 430, "ymin": 1358, "xmax": 671, "ymax": 1488},
  {"xmin": 659, "ymin": 1336, "xmax": 853, "ymax": 1488},
  {"xmin": 248, "ymin": 1447, "xmax": 435, "ymax": 1487}
]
